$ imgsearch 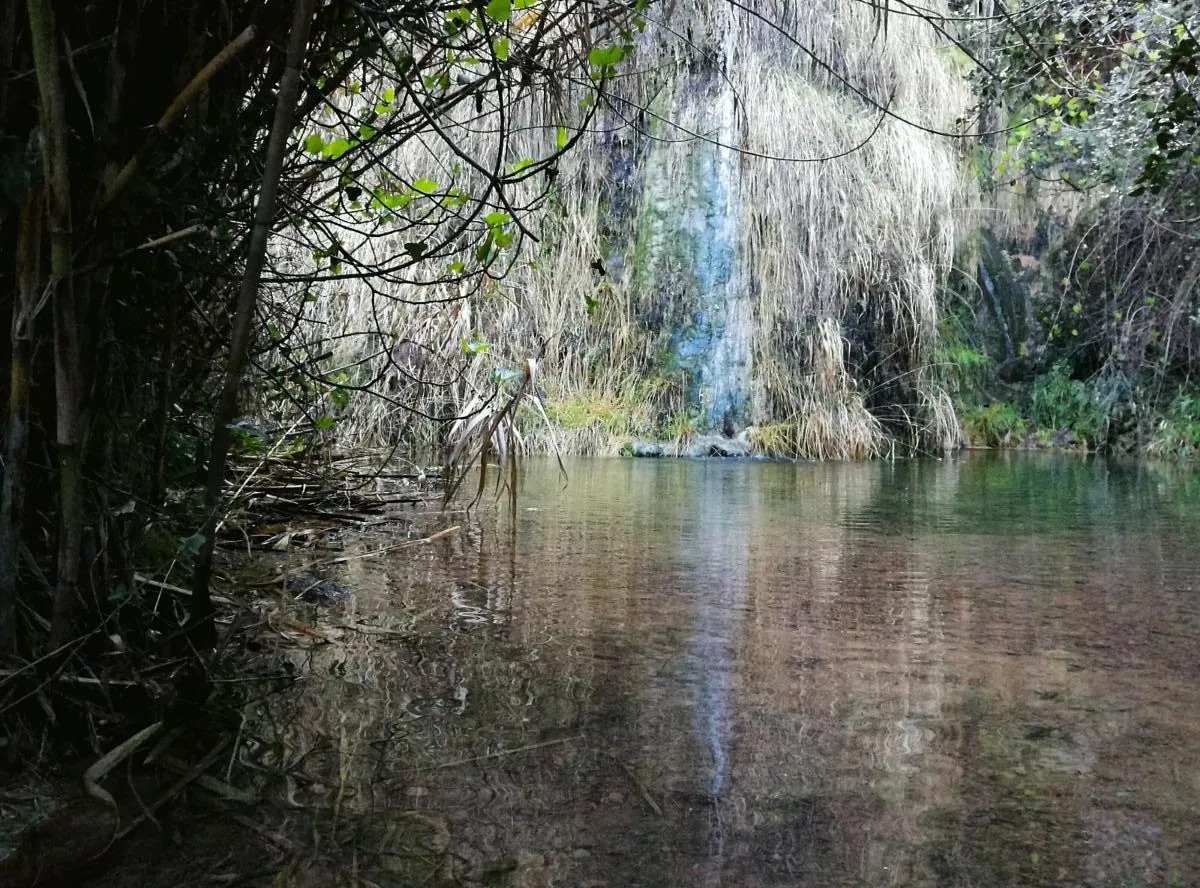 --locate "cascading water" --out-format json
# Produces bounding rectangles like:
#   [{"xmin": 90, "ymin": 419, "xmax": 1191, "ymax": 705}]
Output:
[
  {"xmin": 633, "ymin": 17, "xmax": 753, "ymax": 435},
  {"xmin": 687, "ymin": 73, "xmax": 752, "ymax": 434}
]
